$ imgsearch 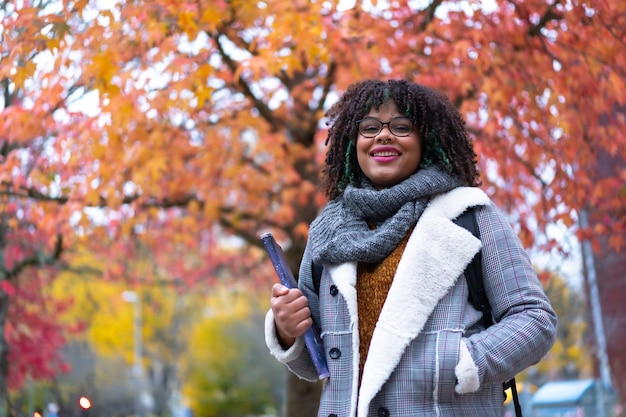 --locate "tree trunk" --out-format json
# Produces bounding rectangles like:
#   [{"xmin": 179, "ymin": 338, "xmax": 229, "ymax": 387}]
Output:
[{"xmin": 0, "ymin": 289, "xmax": 9, "ymax": 417}]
